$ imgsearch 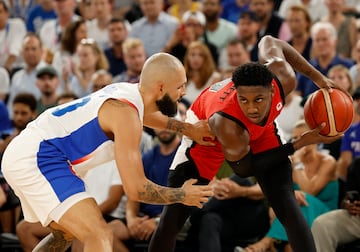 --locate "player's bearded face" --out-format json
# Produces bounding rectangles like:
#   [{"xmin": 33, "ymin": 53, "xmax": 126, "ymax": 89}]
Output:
[{"xmin": 156, "ymin": 93, "xmax": 178, "ymax": 117}]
